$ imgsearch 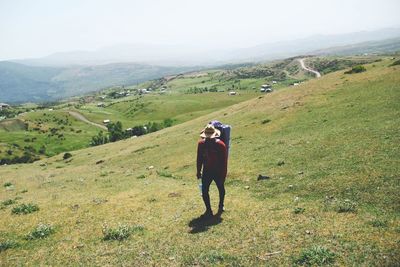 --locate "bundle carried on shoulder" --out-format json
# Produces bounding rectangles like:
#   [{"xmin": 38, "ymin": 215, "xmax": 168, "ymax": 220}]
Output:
[{"xmin": 209, "ymin": 120, "xmax": 231, "ymax": 156}]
